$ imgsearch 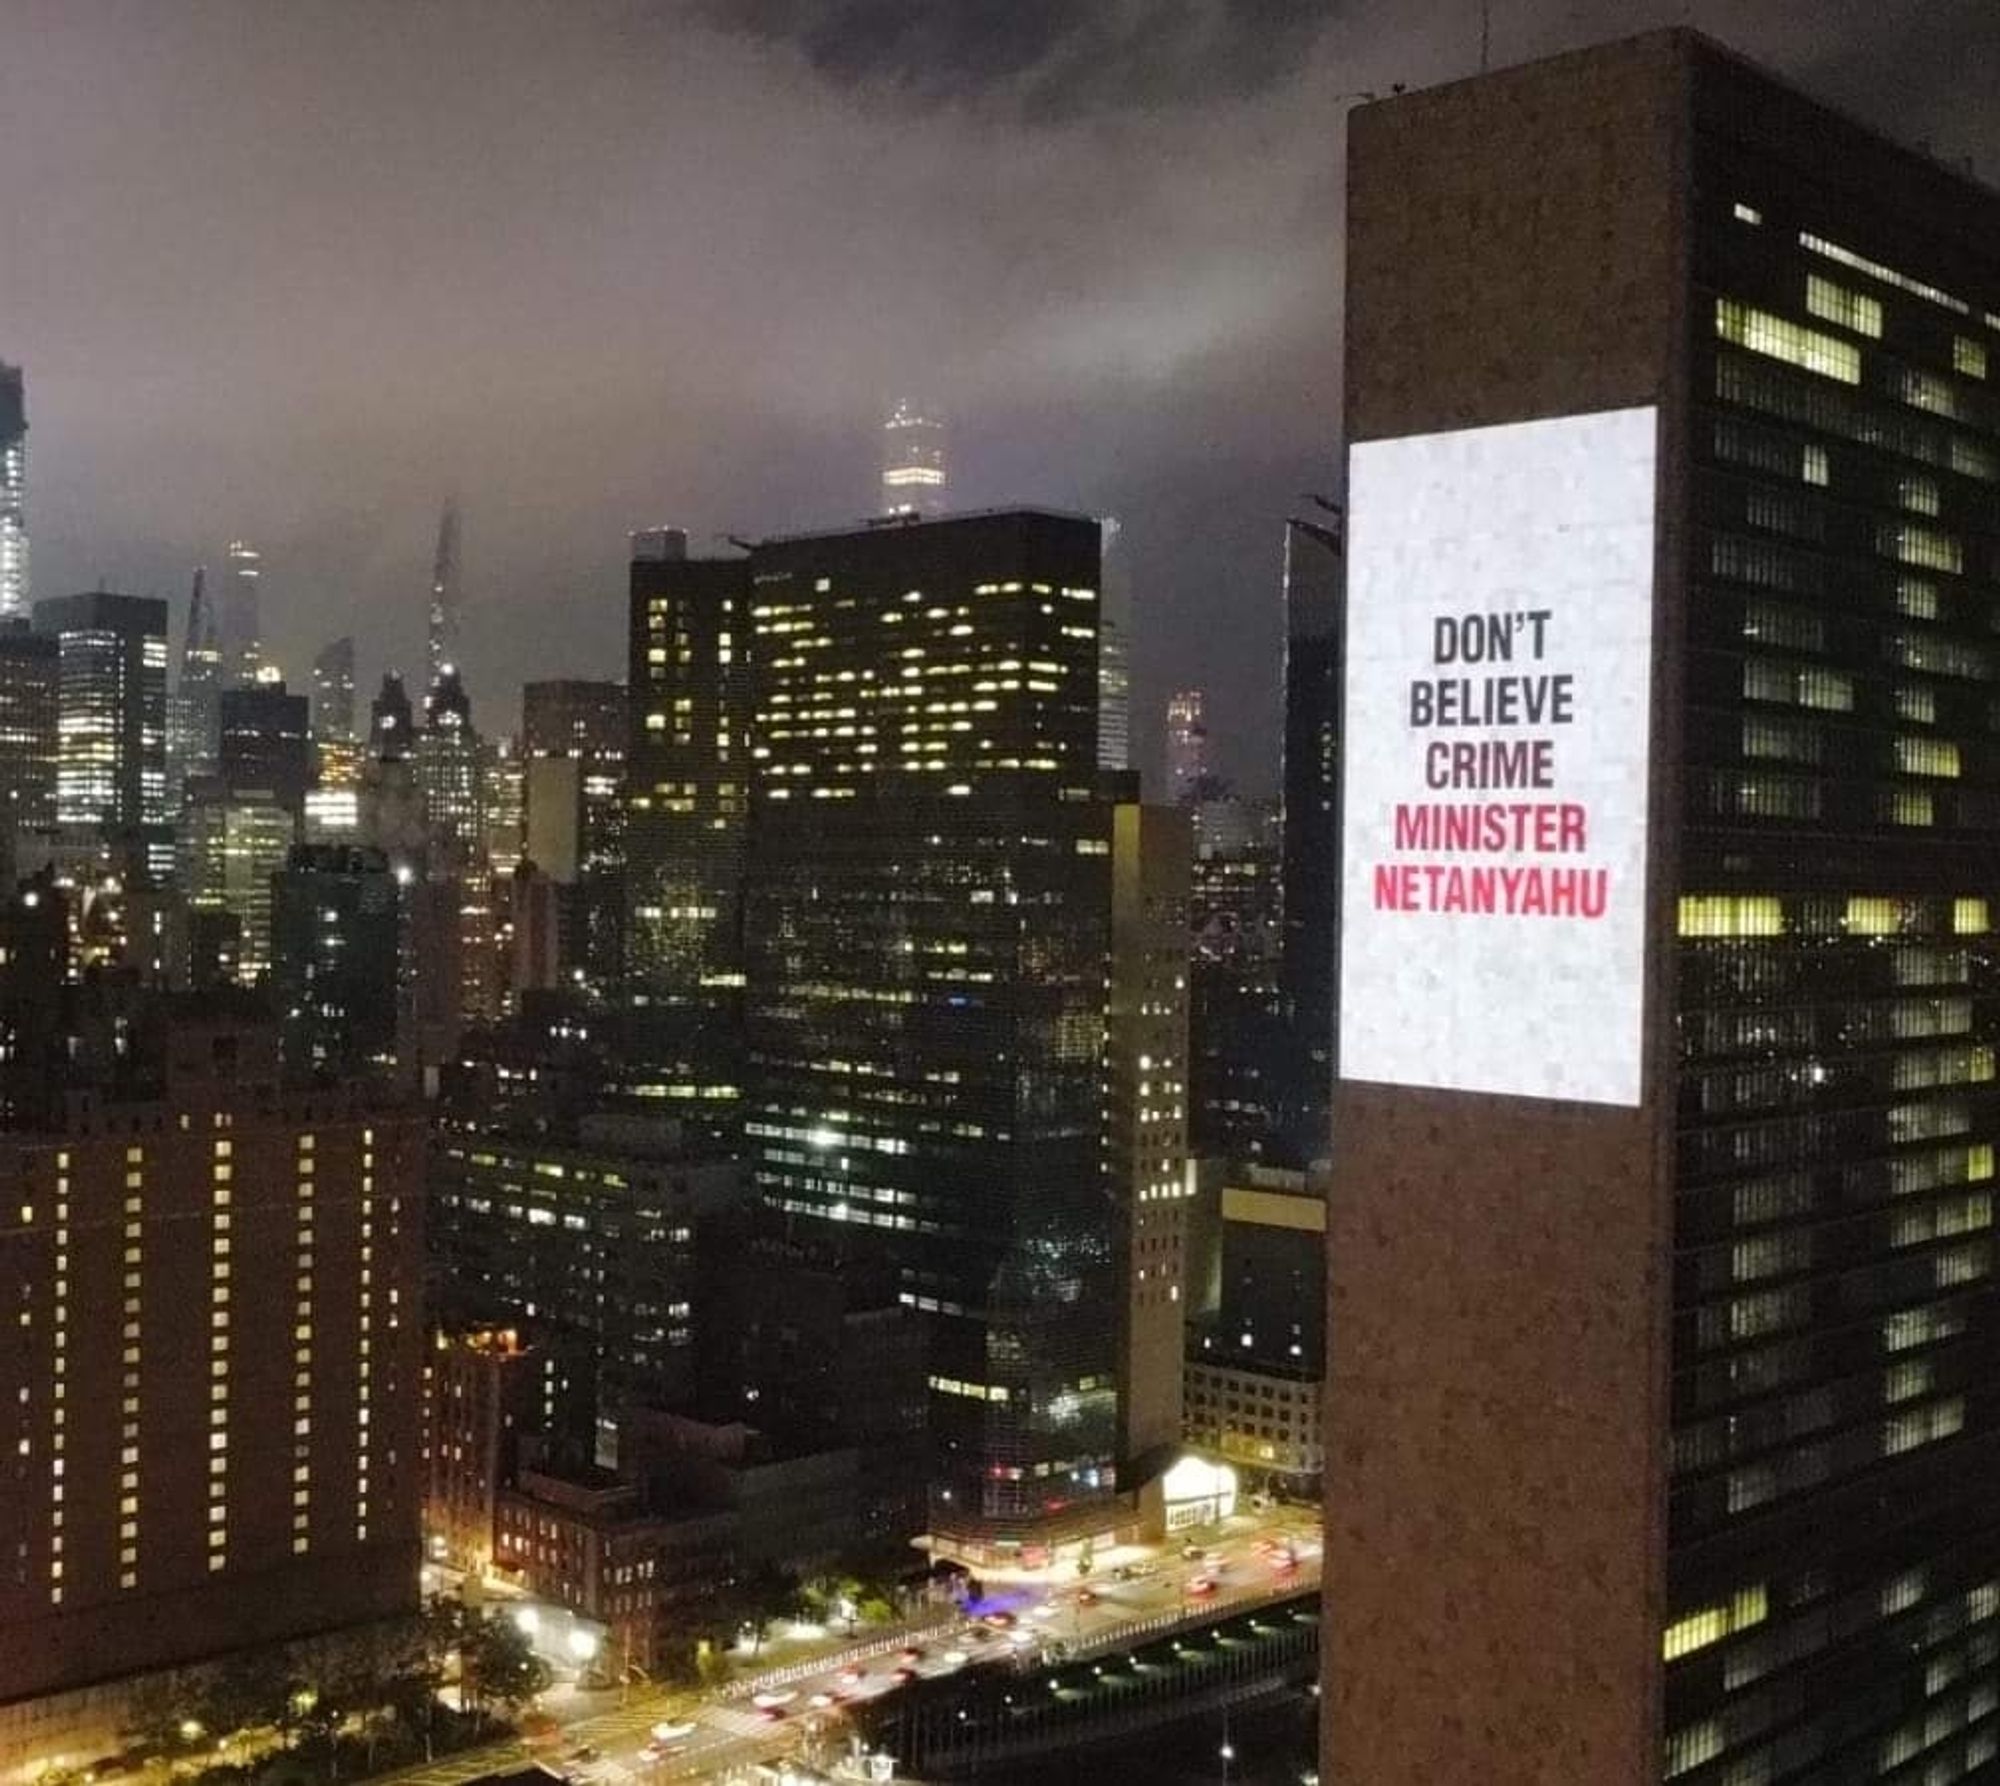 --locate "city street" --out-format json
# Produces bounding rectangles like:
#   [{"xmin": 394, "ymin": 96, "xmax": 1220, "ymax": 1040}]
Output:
[{"xmin": 458, "ymin": 1503, "xmax": 1325, "ymax": 1786}]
